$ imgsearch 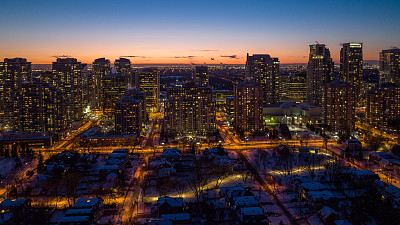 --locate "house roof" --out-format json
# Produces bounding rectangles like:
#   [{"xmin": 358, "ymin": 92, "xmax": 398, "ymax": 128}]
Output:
[
  {"xmin": 300, "ymin": 182, "xmax": 328, "ymax": 191},
  {"xmin": 73, "ymin": 198, "xmax": 102, "ymax": 209},
  {"xmin": 157, "ymin": 196, "xmax": 184, "ymax": 208},
  {"xmin": 239, "ymin": 206, "xmax": 264, "ymax": 216},
  {"xmin": 233, "ymin": 196, "xmax": 259, "ymax": 207},
  {"xmin": 65, "ymin": 208, "xmax": 93, "ymax": 216},
  {"xmin": 0, "ymin": 199, "xmax": 30, "ymax": 208},
  {"xmin": 58, "ymin": 216, "xmax": 90, "ymax": 222},
  {"xmin": 160, "ymin": 213, "xmax": 190, "ymax": 221},
  {"xmin": 319, "ymin": 206, "xmax": 337, "ymax": 220},
  {"xmin": 385, "ymin": 185, "xmax": 400, "ymax": 198}
]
